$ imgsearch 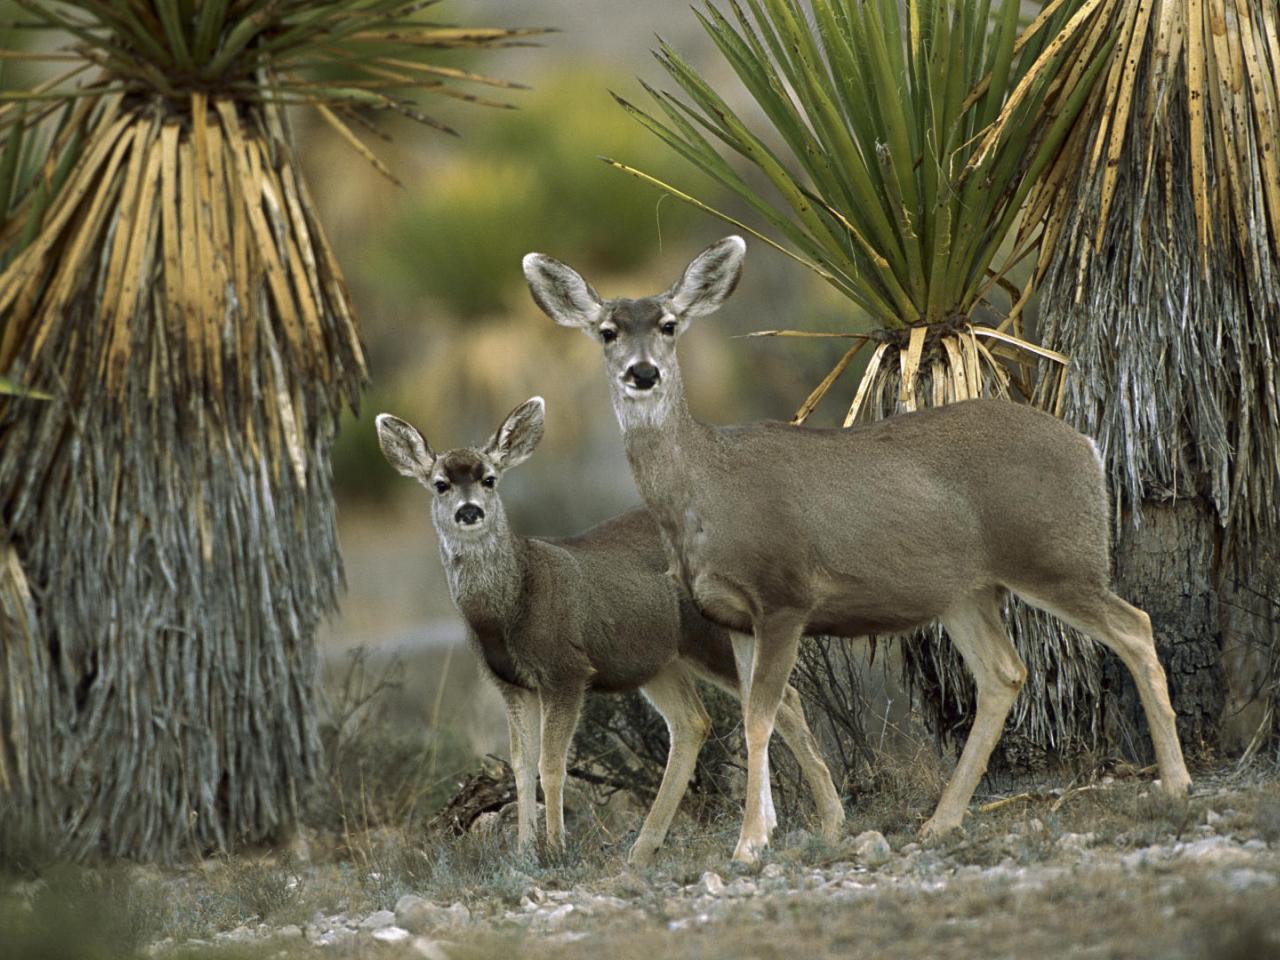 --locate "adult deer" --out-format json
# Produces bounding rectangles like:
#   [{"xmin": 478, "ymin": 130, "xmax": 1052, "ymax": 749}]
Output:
[
  {"xmin": 524, "ymin": 237, "xmax": 1192, "ymax": 863},
  {"xmin": 376, "ymin": 397, "xmax": 842, "ymax": 863}
]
